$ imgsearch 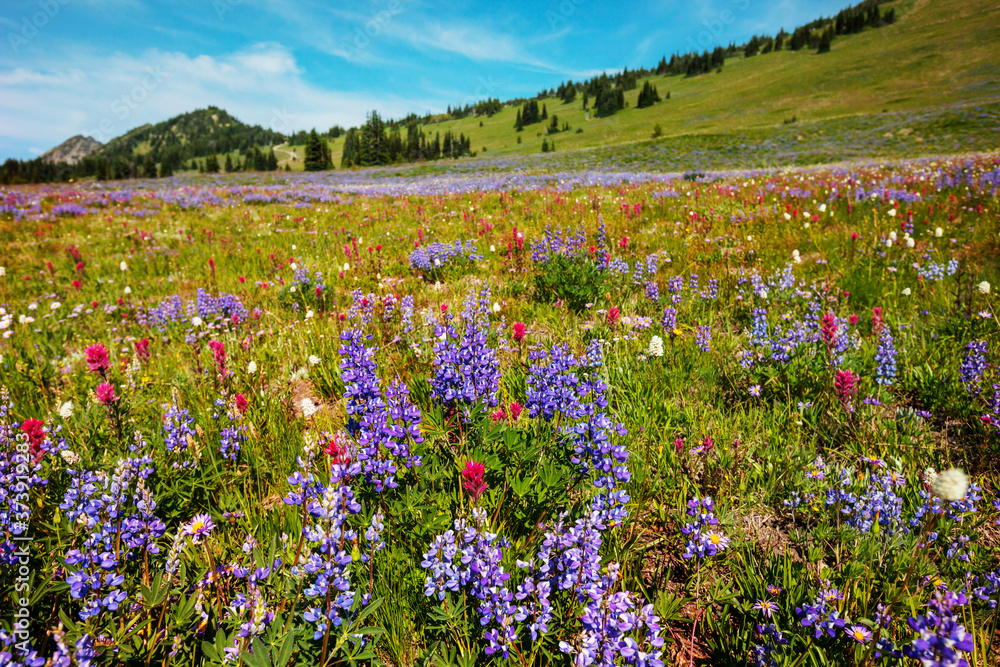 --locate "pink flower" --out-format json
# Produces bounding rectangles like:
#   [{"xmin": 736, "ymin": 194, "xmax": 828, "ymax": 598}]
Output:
[
  {"xmin": 461, "ymin": 460, "xmax": 487, "ymax": 502},
  {"xmin": 134, "ymin": 338, "xmax": 151, "ymax": 363},
  {"xmin": 820, "ymin": 312, "xmax": 838, "ymax": 347},
  {"xmin": 208, "ymin": 340, "xmax": 227, "ymax": 376},
  {"xmin": 508, "ymin": 401, "xmax": 522, "ymax": 421},
  {"xmin": 235, "ymin": 393, "xmax": 249, "ymax": 414},
  {"xmin": 85, "ymin": 343, "xmax": 110, "ymax": 375},
  {"xmin": 512, "ymin": 322, "xmax": 526, "ymax": 344},
  {"xmin": 607, "ymin": 306, "xmax": 621, "ymax": 328},
  {"xmin": 872, "ymin": 306, "xmax": 884, "ymax": 337},
  {"xmin": 490, "ymin": 408, "xmax": 506, "ymax": 424},
  {"xmin": 20, "ymin": 418, "xmax": 47, "ymax": 463},
  {"xmin": 95, "ymin": 382, "xmax": 118, "ymax": 405},
  {"xmin": 834, "ymin": 369, "xmax": 859, "ymax": 405},
  {"xmin": 324, "ymin": 435, "xmax": 352, "ymax": 466}
]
